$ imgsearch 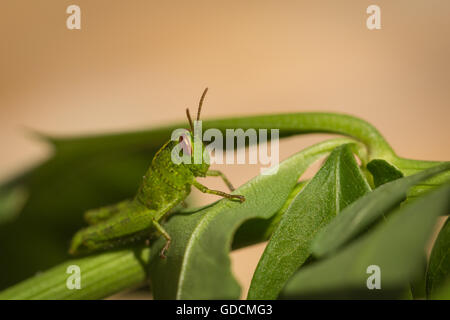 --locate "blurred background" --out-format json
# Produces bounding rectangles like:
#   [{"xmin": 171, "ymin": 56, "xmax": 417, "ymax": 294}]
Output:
[{"xmin": 0, "ymin": 0, "xmax": 449, "ymax": 298}]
